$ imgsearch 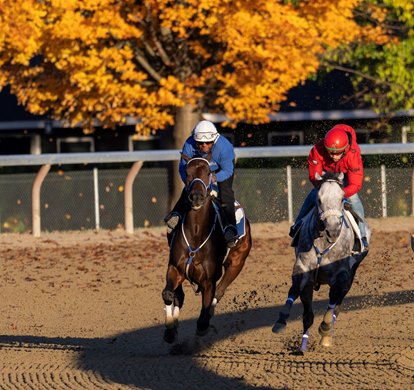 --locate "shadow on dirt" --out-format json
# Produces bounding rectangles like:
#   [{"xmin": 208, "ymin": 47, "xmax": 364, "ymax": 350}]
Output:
[{"xmin": 1, "ymin": 289, "xmax": 412, "ymax": 389}]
